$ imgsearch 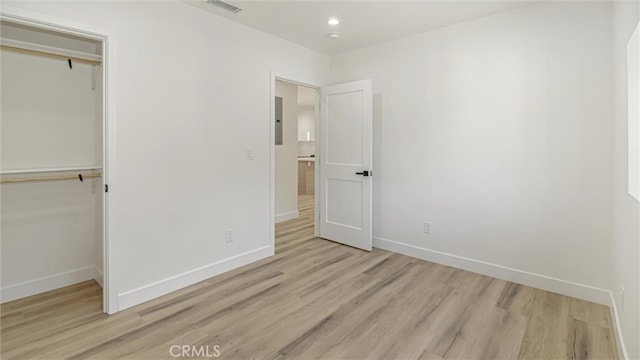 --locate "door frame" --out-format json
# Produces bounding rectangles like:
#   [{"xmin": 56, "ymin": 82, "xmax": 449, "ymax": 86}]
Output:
[
  {"xmin": 1, "ymin": 6, "xmax": 119, "ymax": 314},
  {"xmin": 269, "ymin": 72, "xmax": 321, "ymax": 252}
]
